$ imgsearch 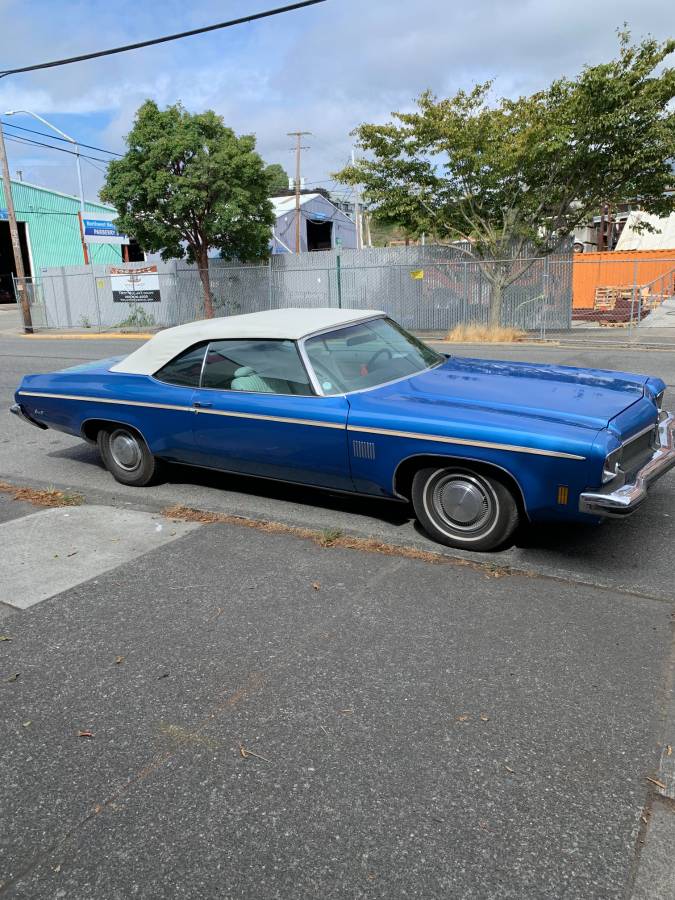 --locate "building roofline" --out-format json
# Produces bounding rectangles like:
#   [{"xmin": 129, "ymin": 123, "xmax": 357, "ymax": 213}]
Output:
[
  {"xmin": 269, "ymin": 192, "xmax": 354, "ymax": 224},
  {"xmin": 0, "ymin": 175, "xmax": 114, "ymax": 210}
]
